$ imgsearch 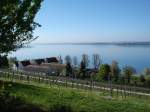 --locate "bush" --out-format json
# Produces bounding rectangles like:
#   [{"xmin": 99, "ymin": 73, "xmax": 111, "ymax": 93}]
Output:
[
  {"xmin": 98, "ymin": 64, "xmax": 110, "ymax": 81},
  {"xmin": 130, "ymin": 76, "xmax": 139, "ymax": 86},
  {"xmin": 0, "ymin": 55, "xmax": 9, "ymax": 68},
  {"xmin": 0, "ymin": 90, "xmax": 45, "ymax": 112}
]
